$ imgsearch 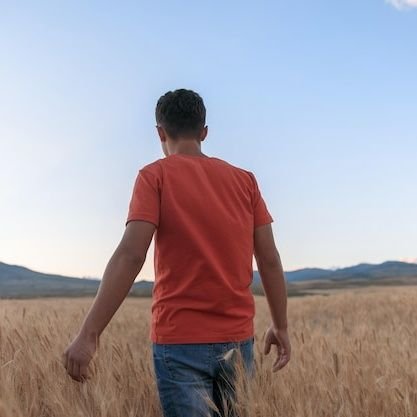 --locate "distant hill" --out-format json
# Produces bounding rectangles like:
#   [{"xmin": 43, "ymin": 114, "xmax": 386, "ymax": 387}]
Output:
[
  {"xmin": 0, "ymin": 262, "xmax": 100, "ymax": 298},
  {"xmin": 1, "ymin": 260, "xmax": 417, "ymax": 298},
  {"xmin": 251, "ymin": 260, "xmax": 417, "ymax": 296},
  {"xmin": 281, "ymin": 260, "xmax": 417, "ymax": 282},
  {"xmin": 0, "ymin": 261, "xmax": 153, "ymax": 298},
  {"xmin": 251, "ymin": 260, "xmax": 417, "ymax": 284}
]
